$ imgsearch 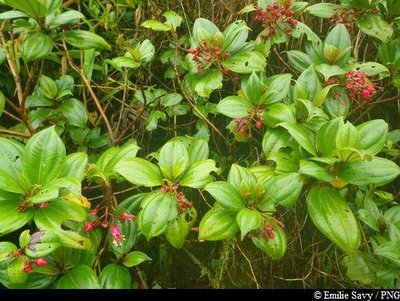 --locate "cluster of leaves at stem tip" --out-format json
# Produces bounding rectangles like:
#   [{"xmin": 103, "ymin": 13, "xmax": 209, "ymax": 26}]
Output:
[{"xmin": 0, "ymin": 0, "xmax": 399, "ymax": 289}]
